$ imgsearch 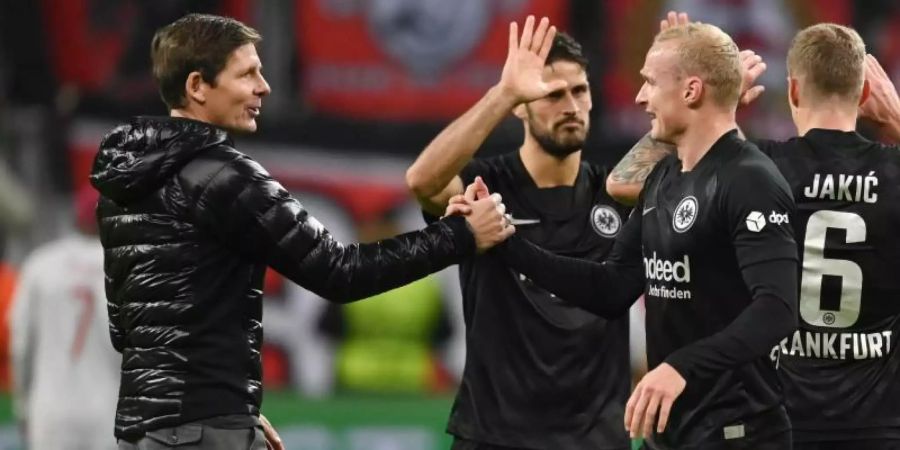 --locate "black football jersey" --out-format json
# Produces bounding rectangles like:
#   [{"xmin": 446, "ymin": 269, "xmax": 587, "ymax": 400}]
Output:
[
  {"xmin": 757, "ymin": 129, "xmax": 900, "ymax": 442},
  {"xmin": 639, "ymin": 131, "xmax": 797, "ymax": 447},
  {"xmin": 446, "ymin": 152, "xmax": 631, "ymax": 450}
]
